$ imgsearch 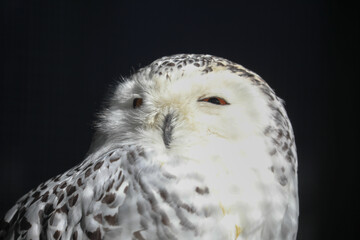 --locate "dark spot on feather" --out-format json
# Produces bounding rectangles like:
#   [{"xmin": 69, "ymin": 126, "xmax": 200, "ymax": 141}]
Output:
[
  {"xmin": 137, "ymin": 202, "xmax": 144, "ymax": 215},
  {"xmin": 77, "ymin": 178, "xmax": 83, "ymax": 187},
  {"xmin": 86, "ymin": 227, "xmax": 101, "ymax": 240},
  {"xmin": 133, "ymin": 230, "xmax": 145, "ymax": 240},
  {"xmin": 110, "ymin": 157, "xmax": 120, "ymax": 163},
  {"xmin": 106, "ymin": 180, "xmax": 115, "ymax": 192},
  {"xmin": 32, "ymin": 191, "xmax": 41, "ymax": 198},
  {"xmin": 116, "ymin": 177, "xmax": 125, "ymax": 191},
  {"xmin": 72, "ymin": 231, "xmax": 78, "ymax": 240},
  {"xmin": 18, "ymin": 207, "xmax": 26, "ymax": 219},
  {"xmin": 161, "ymin": 212, "xmax": 170, "ymax": 226},
  {"xmin": 41, "ymin": 191, "xmax": 49, "ymax": 202},
  {"xmin": 159, "ymin": 189, "xmax": 168, "ymax": 201},
  {"xmin": 94, "ymin": 161, "xmax": 104, "ymax": 170},
  {"xmin": 269, "ymin": 149, "xmax": 277, "ymax": 156},
  {"xmin": 127, "ymin": 151, "xmax": 136, "ymax": 164},
  {"xmin": 180, "ymin": 203, "xmax": 196, "ymax": 214},
  {"xmin": 264, "ymin": 126, "xmax": 272, "ymax": 135},
  {"xmin": 30, "ymin": 194, "xmax": 41, "ymax": 205},
  {"xmin": 44, "ymin": 203, "xmax": 54, "ymax": 215},
  {"xmin": 60, "ymin": 204, "xmax": 69, "ymax": 214},
  {"xmin": 279, "ymin": 175, "xmax": 288, "ymax": 186},
  {"xmin": 19, "ymin": 217, "xmax": 32, "ymax": 231},
  {"xmin": 195, "ymin": 186, "xmax": 209, "ymax": 195},
  {"xmin": 57, "ymin": 194, "xmax": 64, "ymax": 205},
  {"xmin": 60, "ymin": 182, "xmax": 67, "ymax": 189},
  {"xmin": 104, "ymin": 214, "xmax": 118, "ymax": 225},
  {"xmin": 96, "ymin": 192, "xmax": 104, "ymax": 201},
  {"xmin": 53, "ymin": 230, "xmax": 61, "ymax": 239},
  {"xmin": 69, "ymin": 194, "xmax": 79, "ymax": 207},
  {"xmin": 124, "ymin": 186, "xmax": 129, "ymax": 193},
  {"xmin": 38, "ymin": 210, "xmax": 44, "ymax": 224},
  {"xmin": 85, "ymin": 168, "xmax": 92, "ymax": 178},
  {"xmin": 53, "ymin": 185, "xmax": 59, "ymax": 194},
  {"xmin": 102, "ymin": 193, "xmax": 116, "ymax": 204},
  {"xmin": 66, "ymin": 185, "xmax": 76, "ymax": 196},
  {"xmin": 93, "ymin": 214, "xmax": 102, "ymax": 224},
  {"xmin": 53, "ymin": 175, "xmax": 61, "ymax": 182}
]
